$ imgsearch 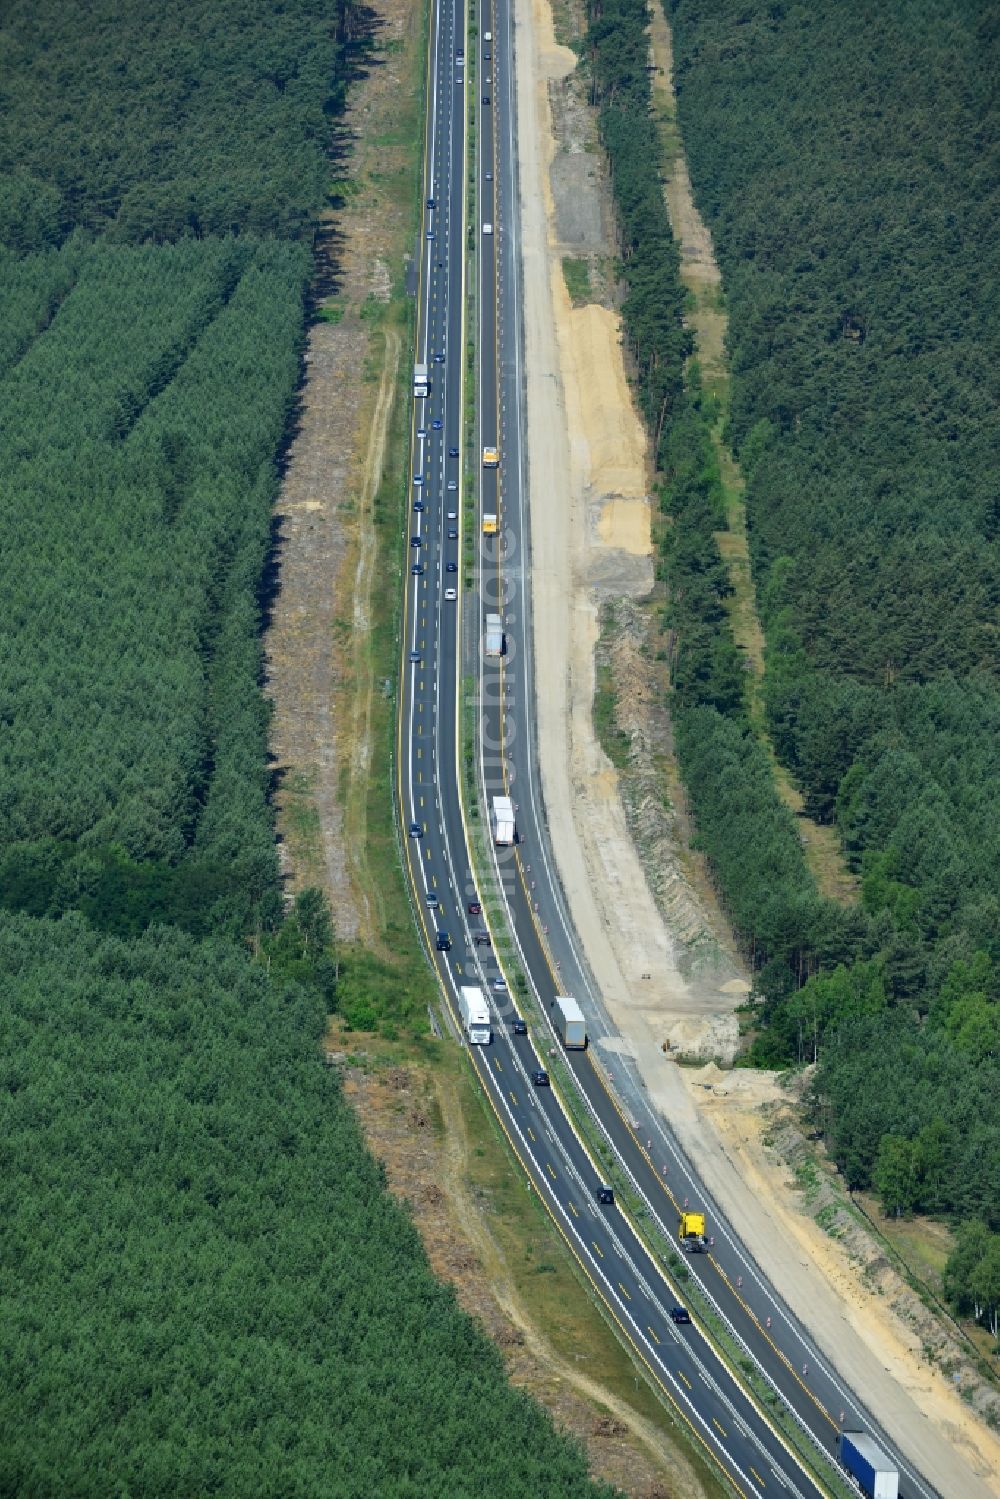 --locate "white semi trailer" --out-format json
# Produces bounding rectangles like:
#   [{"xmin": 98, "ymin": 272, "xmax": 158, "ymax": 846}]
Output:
[
  {"xmin": 485, "ymin": 613, "xmax": 504, "ymax": 657},
  {"xmin": 458, "ymin": 985, "xmax": 492, "ymax": 1046},
  {"xmin": 491, "ymin": 795, "xmax": 515, "ymax": 846},
  {"xmin": 554, "ymin": 995, "xmax": 587, "ymax": 1049}
]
